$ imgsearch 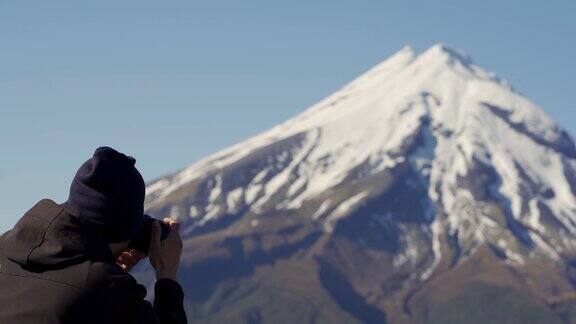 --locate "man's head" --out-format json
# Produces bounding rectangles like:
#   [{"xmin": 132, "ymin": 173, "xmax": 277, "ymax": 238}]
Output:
[{"xmin": 67, "ymin": 147, "xmax": 146, "ymax": 243}]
